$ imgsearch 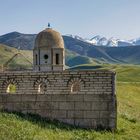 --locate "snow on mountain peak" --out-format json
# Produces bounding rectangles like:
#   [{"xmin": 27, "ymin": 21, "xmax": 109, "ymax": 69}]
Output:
[{"xmin": 65, "ymin": 34, "xmax": 140, "ymax": 47}]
